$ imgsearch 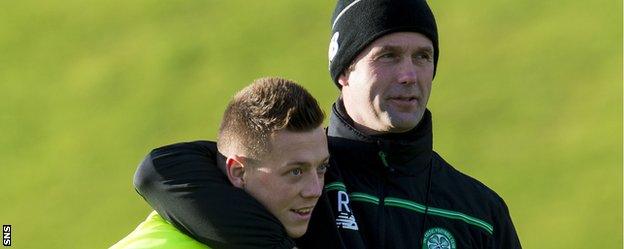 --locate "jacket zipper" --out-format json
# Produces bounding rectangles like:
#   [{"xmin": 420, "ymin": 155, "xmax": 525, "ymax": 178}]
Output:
[
  {"xmin": 377, "ymin": 173, "xmax": 387, "ymax": 249},
  {"xmin": 377, "ymin": 141, "xmax": 391, "ymax": 248},
  {"xmin": 378, "ymin": 151, "xmax": 395, "ymax": 173}
]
